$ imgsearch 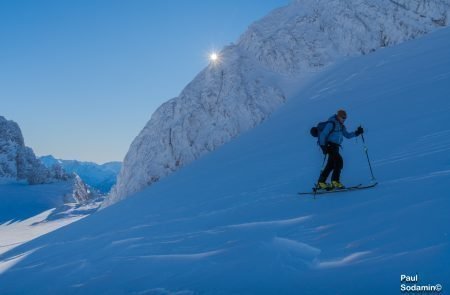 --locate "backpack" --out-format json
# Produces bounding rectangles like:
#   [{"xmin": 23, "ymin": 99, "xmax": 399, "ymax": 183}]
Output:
[{"xmin": 310, "ymin": 120, "xmax": 335, "ymax": 143}]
